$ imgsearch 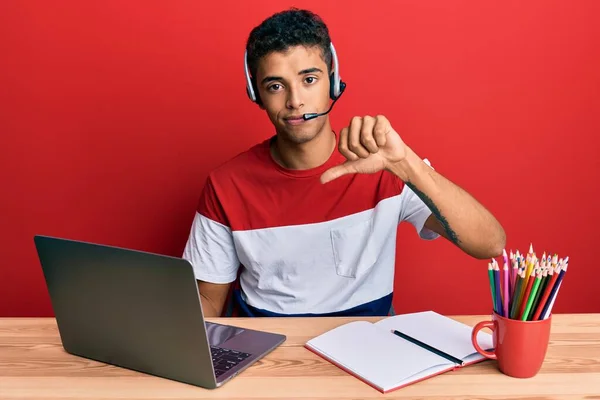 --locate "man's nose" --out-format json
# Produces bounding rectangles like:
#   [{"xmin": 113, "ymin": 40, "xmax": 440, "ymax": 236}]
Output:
[{"xmin": 286, "ymin": 84, "xmax": 304, "ymax": 109}]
